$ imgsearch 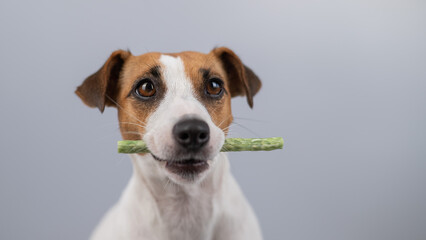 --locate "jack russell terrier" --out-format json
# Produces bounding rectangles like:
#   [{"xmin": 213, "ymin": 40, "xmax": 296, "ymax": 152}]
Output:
[{"xmin": 76, "ymin": 47, "xmax": 263, "ymax": 240}]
